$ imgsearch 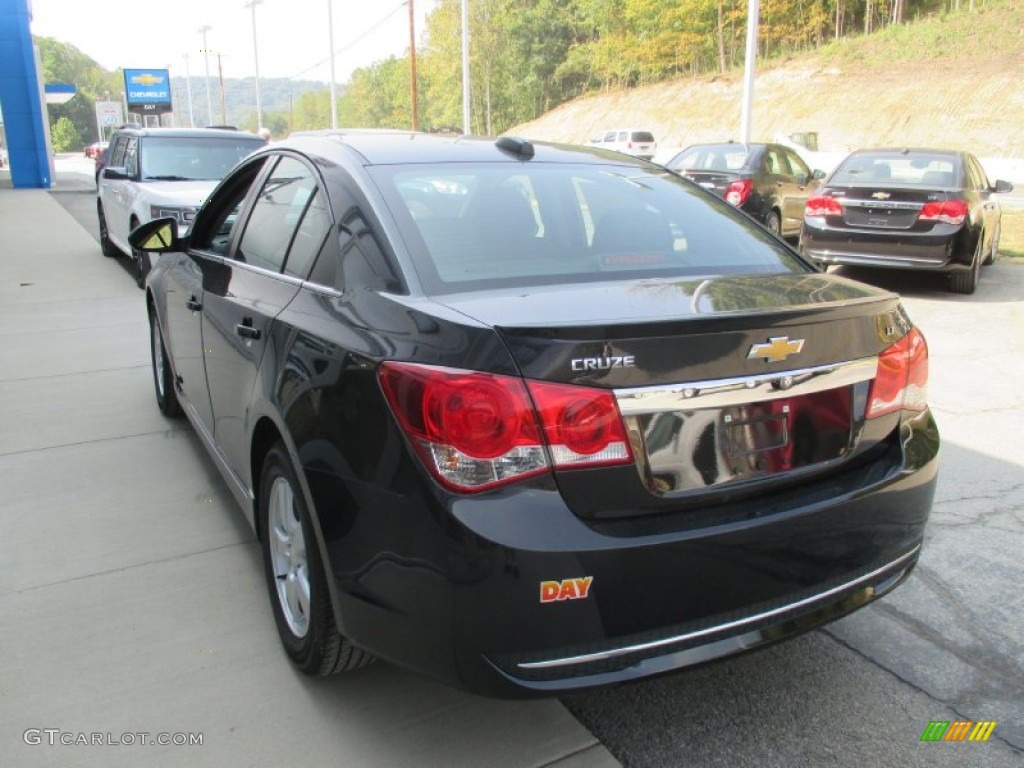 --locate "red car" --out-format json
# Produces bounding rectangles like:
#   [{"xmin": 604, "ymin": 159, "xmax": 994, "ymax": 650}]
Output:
[{"xmin": 84, "ymin": 141, "xmax": 108, "ymax": 159}]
